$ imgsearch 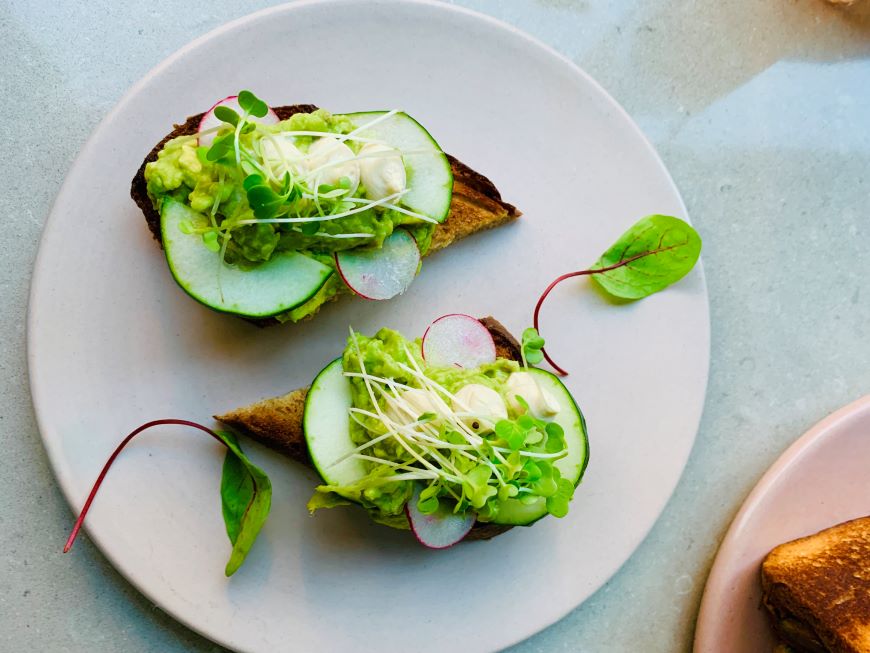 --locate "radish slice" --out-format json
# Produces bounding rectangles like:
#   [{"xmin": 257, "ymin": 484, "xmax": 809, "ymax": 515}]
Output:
[
  {"xmin": 198, "ymin": 96, "xmax": 280, "ymax": 147},
  {"xmin": 334, "ymin": 230, "xmax": 420, "ymax": 300},
  {"xmin": 406, "ymin": 485, "xmax": 476, "ymax": 549},
  {"xmin": 422, "ymin": 314, "xmax": 497, "ymax": 368}
]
